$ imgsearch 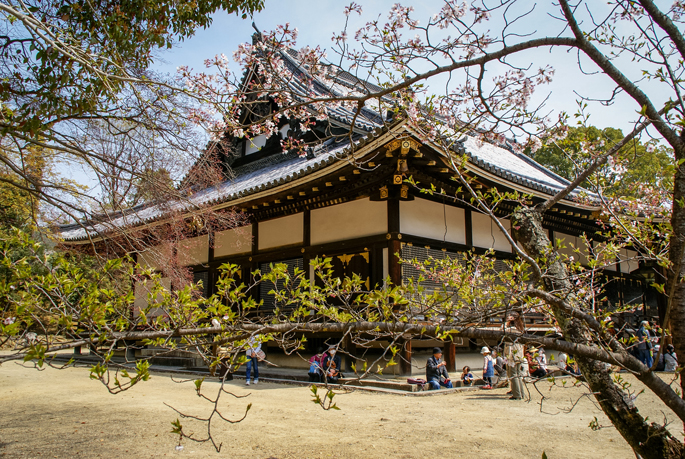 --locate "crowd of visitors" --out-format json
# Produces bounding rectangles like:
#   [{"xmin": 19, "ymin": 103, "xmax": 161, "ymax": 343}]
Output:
[
  {"xmin": 624, "ymin": 320, "xmax": 678, "ymax": 372},
  {"xmin": 297, "ymin": 318, "xmax": 677, "ymax": 392}
]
